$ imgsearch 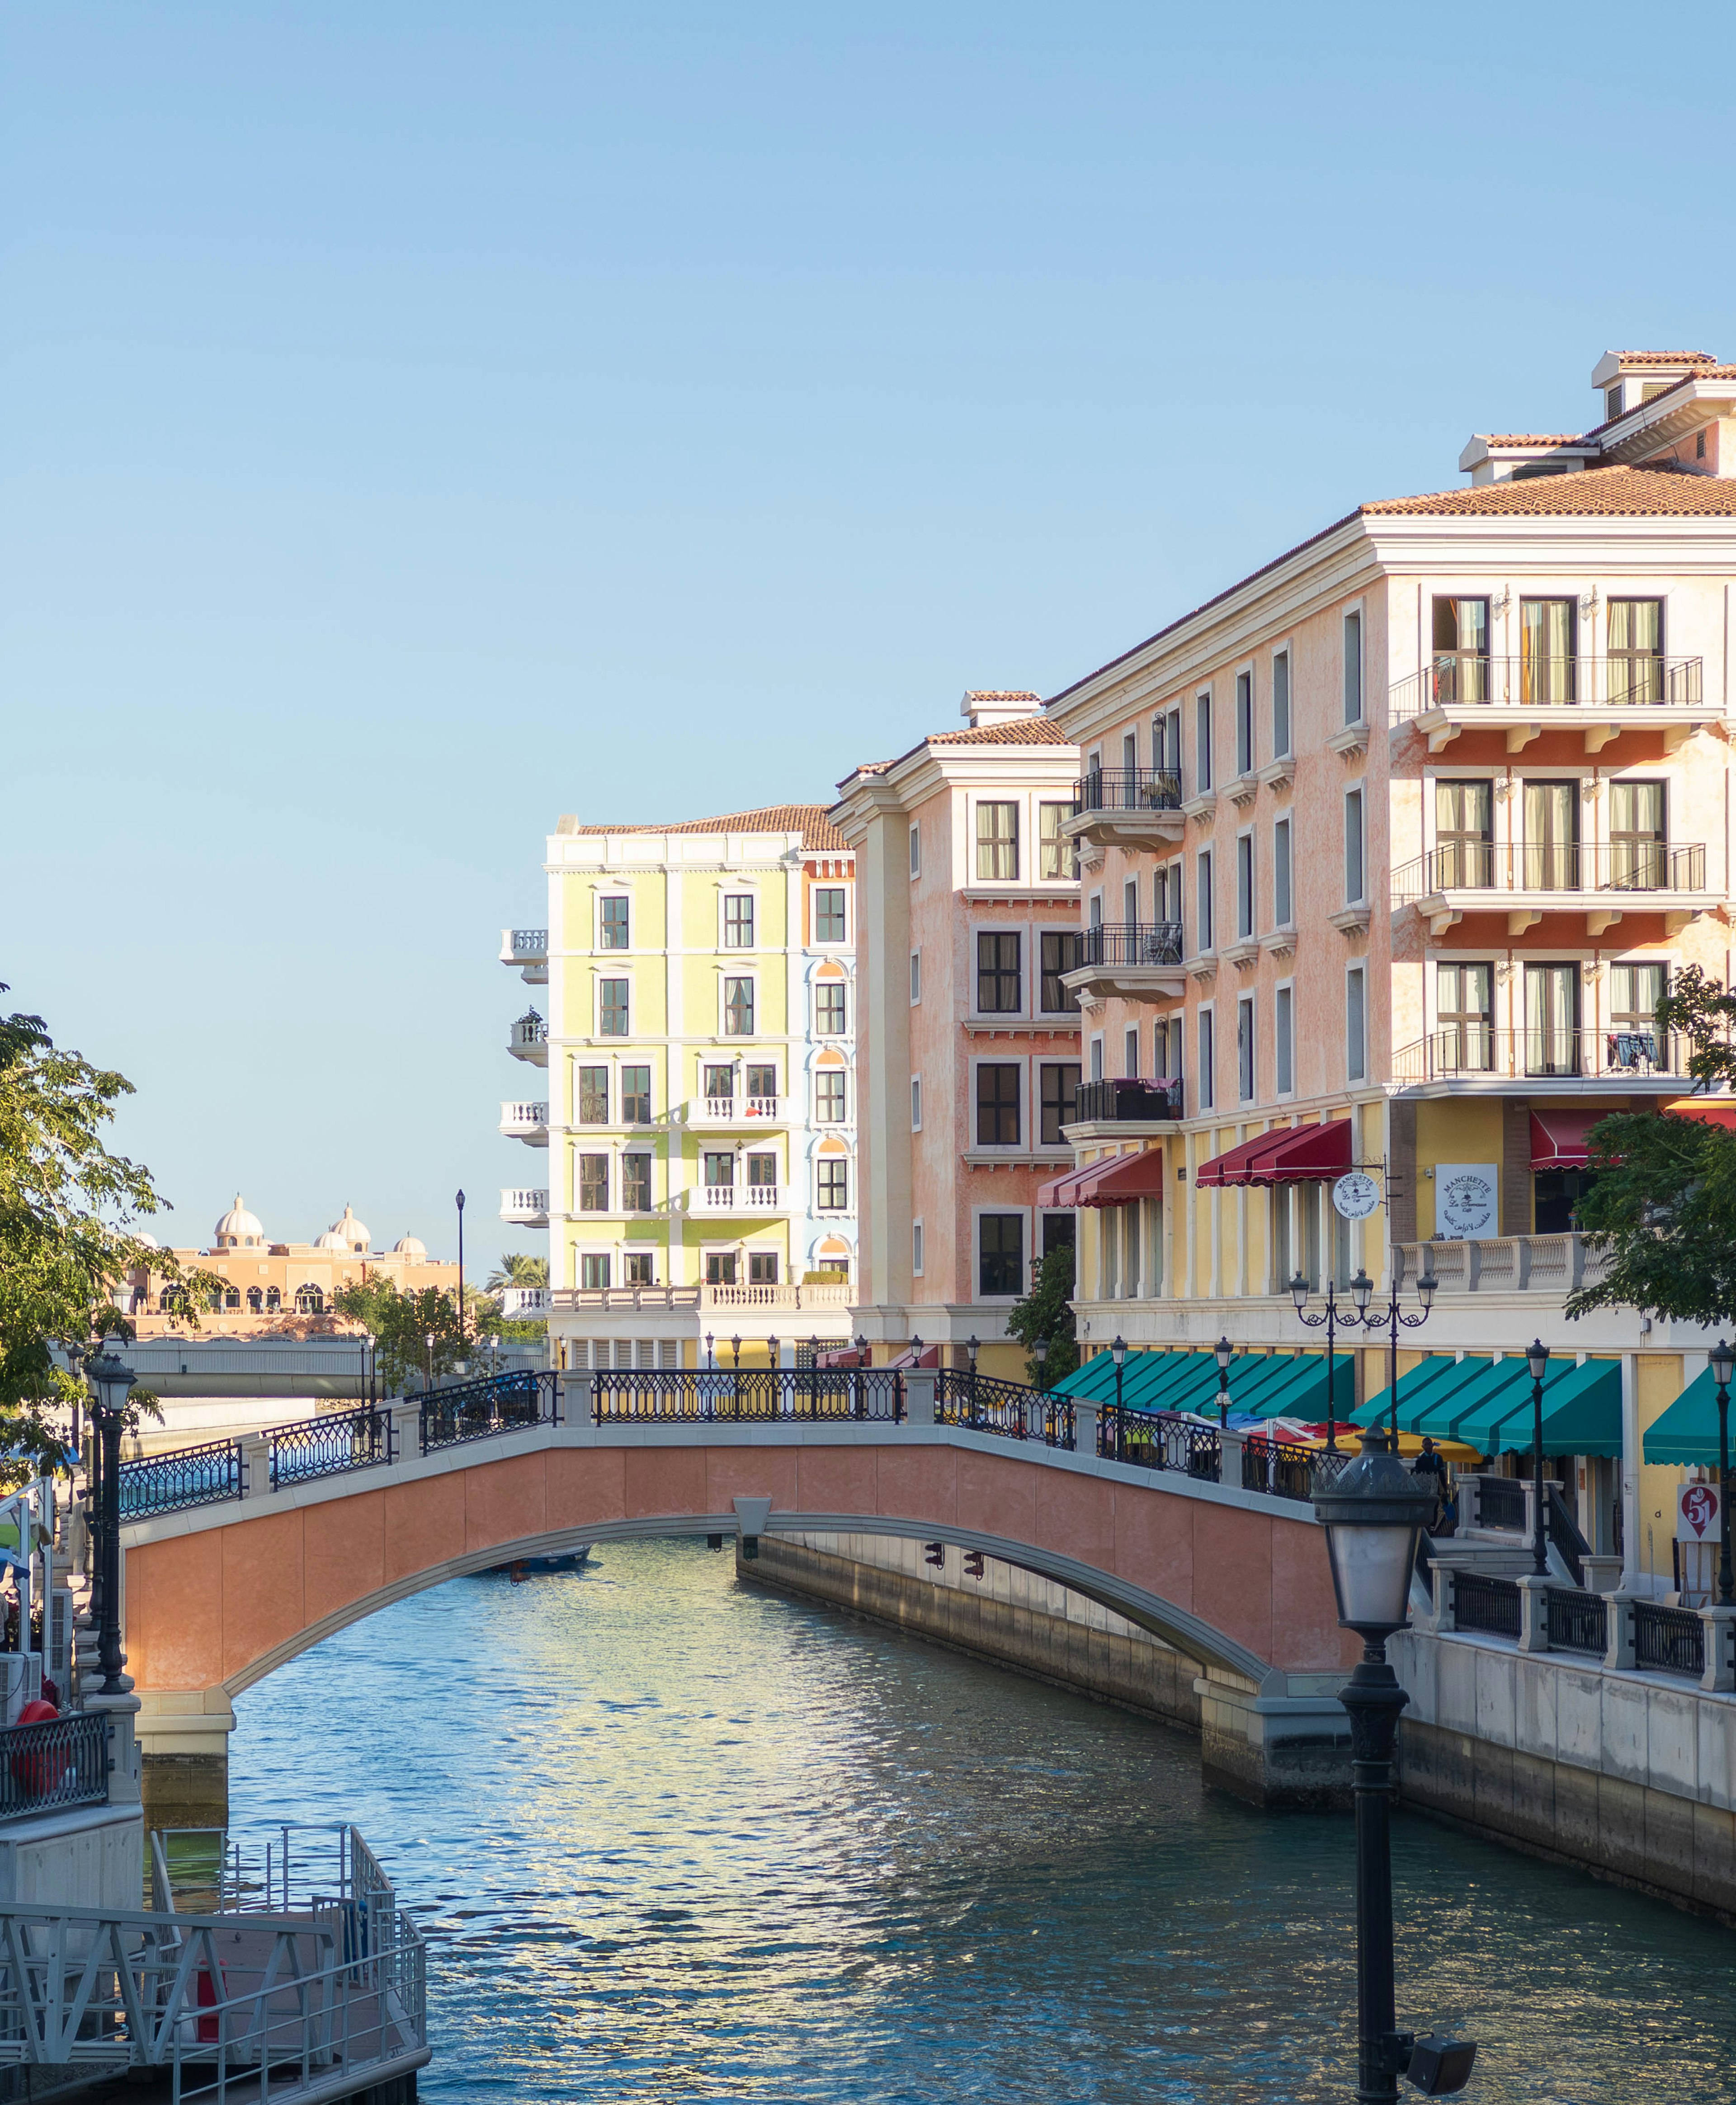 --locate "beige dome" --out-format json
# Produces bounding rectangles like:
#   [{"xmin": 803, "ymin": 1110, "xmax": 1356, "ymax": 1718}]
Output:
[
  {"xmin": 130, "ymin": 1229, "xmax": 160, "ymax": 1250},
  {"xmin": 214, "ymin": 1194, "xmax": 265, "ymax": 1249},
  {"xmin": 313, "ymin": 1228, "xmax": 349, "ymax": 1252},
  {"xmin": 327, "ymin": 1204, "xmax": 370, "ymax": 1253},
  {"xmin": 391, "ymin": 1235, "xmax": 428, "ymax": 1259}
]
